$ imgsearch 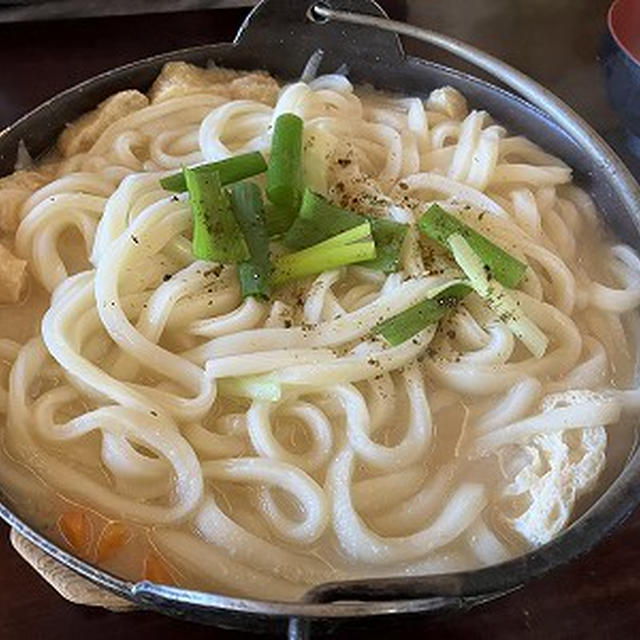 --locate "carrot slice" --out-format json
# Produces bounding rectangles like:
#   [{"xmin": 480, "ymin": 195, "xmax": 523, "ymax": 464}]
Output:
[
  {"xmin": 58, "ymin": 510, "xmax": 91, "ymax": 555},
  {"xmin": 143, "ymin": 553, "xmax": 175, "ymax": 586},
  {"xmin": 96, "ymin": 521, "xmax": 130, "ymax": 563}
]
